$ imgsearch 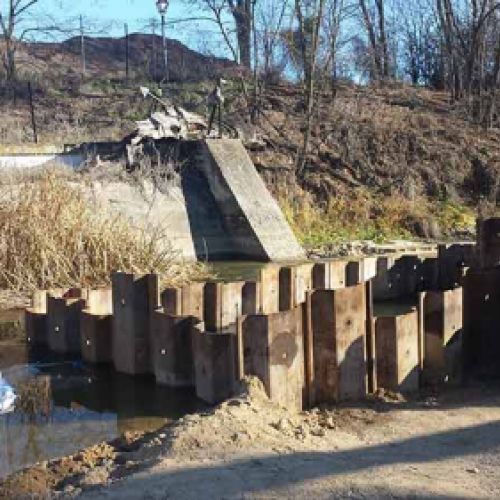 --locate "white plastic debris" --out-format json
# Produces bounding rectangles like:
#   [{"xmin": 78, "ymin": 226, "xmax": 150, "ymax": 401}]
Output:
[{"xmin": 0, "ymin": 373, "xmax": 16, "ymax": 414}]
